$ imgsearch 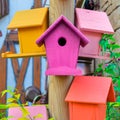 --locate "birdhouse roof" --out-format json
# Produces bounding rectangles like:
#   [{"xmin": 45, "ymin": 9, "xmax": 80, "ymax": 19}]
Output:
[
  {"xmin": 65, "ymin": 76, "xmax": 116, "ymax": 104},
  {"xmin": 7, "ymin": 8, "xmax": 48, "ymax": 29},
  {"xmin": 76, "ymin": 8, "xmax": 114, "ymax": 34},
  {"xmin": 36, "ymin": 15, "xmax": 89, "ymax": 47}
]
